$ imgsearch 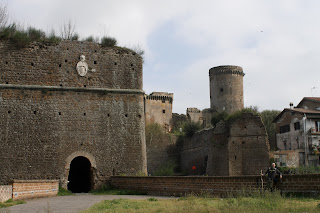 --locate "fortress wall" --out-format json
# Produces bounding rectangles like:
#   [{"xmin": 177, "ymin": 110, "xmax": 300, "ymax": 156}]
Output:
[
  {"xmin": 180, "ymin": 113, "xmax": 270, "ymax": 176},
  {"xmin": 0, "ymin": 41, "xmax": 146, "ymax": 187},
  {"xmin": 0, "ymin": 41, "xmax": 142, "ymax": 89}
]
